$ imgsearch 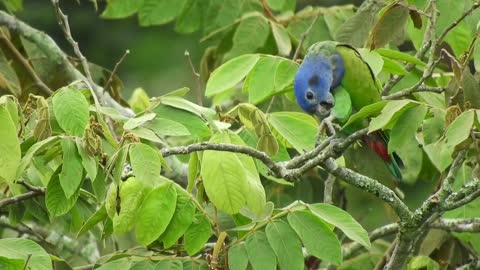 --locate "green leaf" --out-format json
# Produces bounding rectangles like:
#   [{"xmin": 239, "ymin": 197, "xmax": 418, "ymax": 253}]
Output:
[
  {"xmin": 124, "ymin": 113, "xmax": 156, "ymax": 130},
  {"xmin": 0, "ymin": 256, "xmax": 25, "ymax": 269},
  {"xmin": 46, "ymin": 173, "xmax": 80, "ymax": 217},
  {"xmin": 96, "ymin": 258, "xmax": 132, "ymax": 270},
  {"xmin": 245, "ymin": 231, "xmax": 277, "ymax": 270},
  {"xmin": 205, "ymin": 54, "xmax": 260, "ymax": 96},
  {"xmin": 227, "ymin": 132, "xmax": 266, "ymax": 217},
  {"xmin": 407, "ymin": 256, "xmax": 440, "ymax": 270},
  {"xmin": 382, "ymin": 57, "xmax": 408, "ymax": 75},
  {"xmin": 155, "ymin": 260, "xmax": 183, "ymax": 270},
  {"xmin": 425, "ymin": 110, "xmax": 475, "ymax": 172},
  {"xmin": 389, "ymin": 105, "xmax": 427, "ymax": 154},
  {"xmin": 142, "ymin": 117, "xmax": 191, "ymax": 137},
  {"xmin": 135, "ymin": 181, "xmax": 177, "ymax": 246},
  {"xmin": 357, "ymin": 49, "xmax": 384, "ymax": 76},
  {"xmin": 369, "ymin": 100, "xmax": 415, "ymax": 132},
  {"xmin": 271, "ymin": 22, "xmax": 291, "ymax": 56},
  {"xmin": 287, "ymin": 12, "xmax": 332, "ymax": 51},
  {"xmin": 153, "ymin": 105, "xmax": 211, "ymax": 139},
  {"xmin": 287, "ymin": 210, "xmax": 342, "ymax": 265},
  {"xmin": 244, "ymin": 56, "xmax": 298, "ymax": 104},
  {"xmin": 129, "ymin": 143, "xmax": 162, "ymax": 184},
  {"xmin": 16, "ymin": 137, "xmax": 60, "ymax": 179},
  {"xmin": 102, "ymin": 0, "xmax": 140, "ymax": 18},
  {"xmin": 335, "ymin": 1, "xmax": 378, "ymax": 47},
  {"xmin": 0, "ymin": 105, "xmax": 20, "ymax": 184},
  {"xmin": 182, "ymin": 260, "xmax": 209, "ymax": 270},
  {"xmin": 225, "ymin": 14, "xmax": 270, "ymax": 59},
  {"xmin": 114, "ymin": 177, "xmax": 147, "ymax": 235},
  {"xmin": 76, "ymin": 138, "xmax": 97, "ymax": 180},
  {"xmin": 59, "ymin": 138, "xmax": 84, "ymax": 199},
  {"xmin": 159, "ymin": 96, "xmax": 216, "ymax": 119},
  {"xmin": 130, "ymin": 261, "xmax": 155, "ymax": 270},
  {"xmin": 77, "ymin": 205, "xmax": 107, "ymax": 237},
  {"xmin": 128, "ymin": 88, "xmax": 150, "ymax": 113},
  {"xmin": 52, "ymin": 87, "xmax": 89, "ymax": 136},
  {"xmin": 376, "ymin": 48, "xmax": 425, "ymax": 66},
  {"xmin": 0, "ymin": 238, "xmax": 52, "ymax": 270},
  {"xmin": 184, "ymin": 213, "xmax": 212, "ymax": 255},
  {"xmin": 474, "ymin": 39, "xmax": 480, "ymax": 72},
  {"xmin": 201, "ymin": 132, "xmax": 249, "ymax": 214},
  {"xmin": 139, "ymin": 0, "xmax": 188, "ymax": 26},
  {"xmin": 266, "ymin": 220, "xmax": 304, "ymax": 270},
  {"xmin": 228, "ymin": 243, "xmax": 249, "ymax": 270},
  {"xmin": 343, "ymin": 101, "xmax": 388, "ymax": 129},
  {"xmin": 175, "ymin": 0, "xmax": 202, "ymax": 33},
  {"xmin": 369, "ymin": 3, "xmax": 409, "ymax": 49},
  {"xmin": 268, "ymin": 112, "xmax": 318, "ymax": 152},
  {"xmin": 160, "ymin": 187, "xmax": 196, "ymax": 248},
  {"xmin": 310, "ymin": 203, "xmax": 370, "ymax": 249}
]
